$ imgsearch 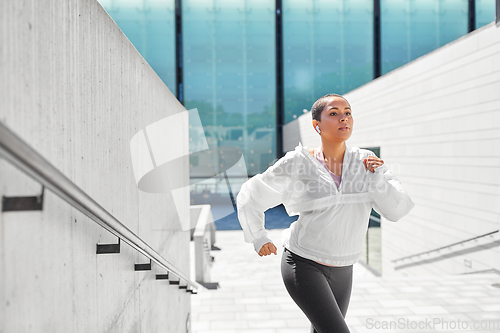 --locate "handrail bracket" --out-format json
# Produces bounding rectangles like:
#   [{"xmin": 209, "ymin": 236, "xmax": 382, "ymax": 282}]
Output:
[
  {"xmin": 96, "ymin": 238, "xmax": 121, "ymax": 254},
  {"xmin": 135, "ymin": 259, "xmax": 152, "ymax": 271},
  {"xmin": 2, "ymin": 186, "xmax": 45, "ymax": 212}
]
